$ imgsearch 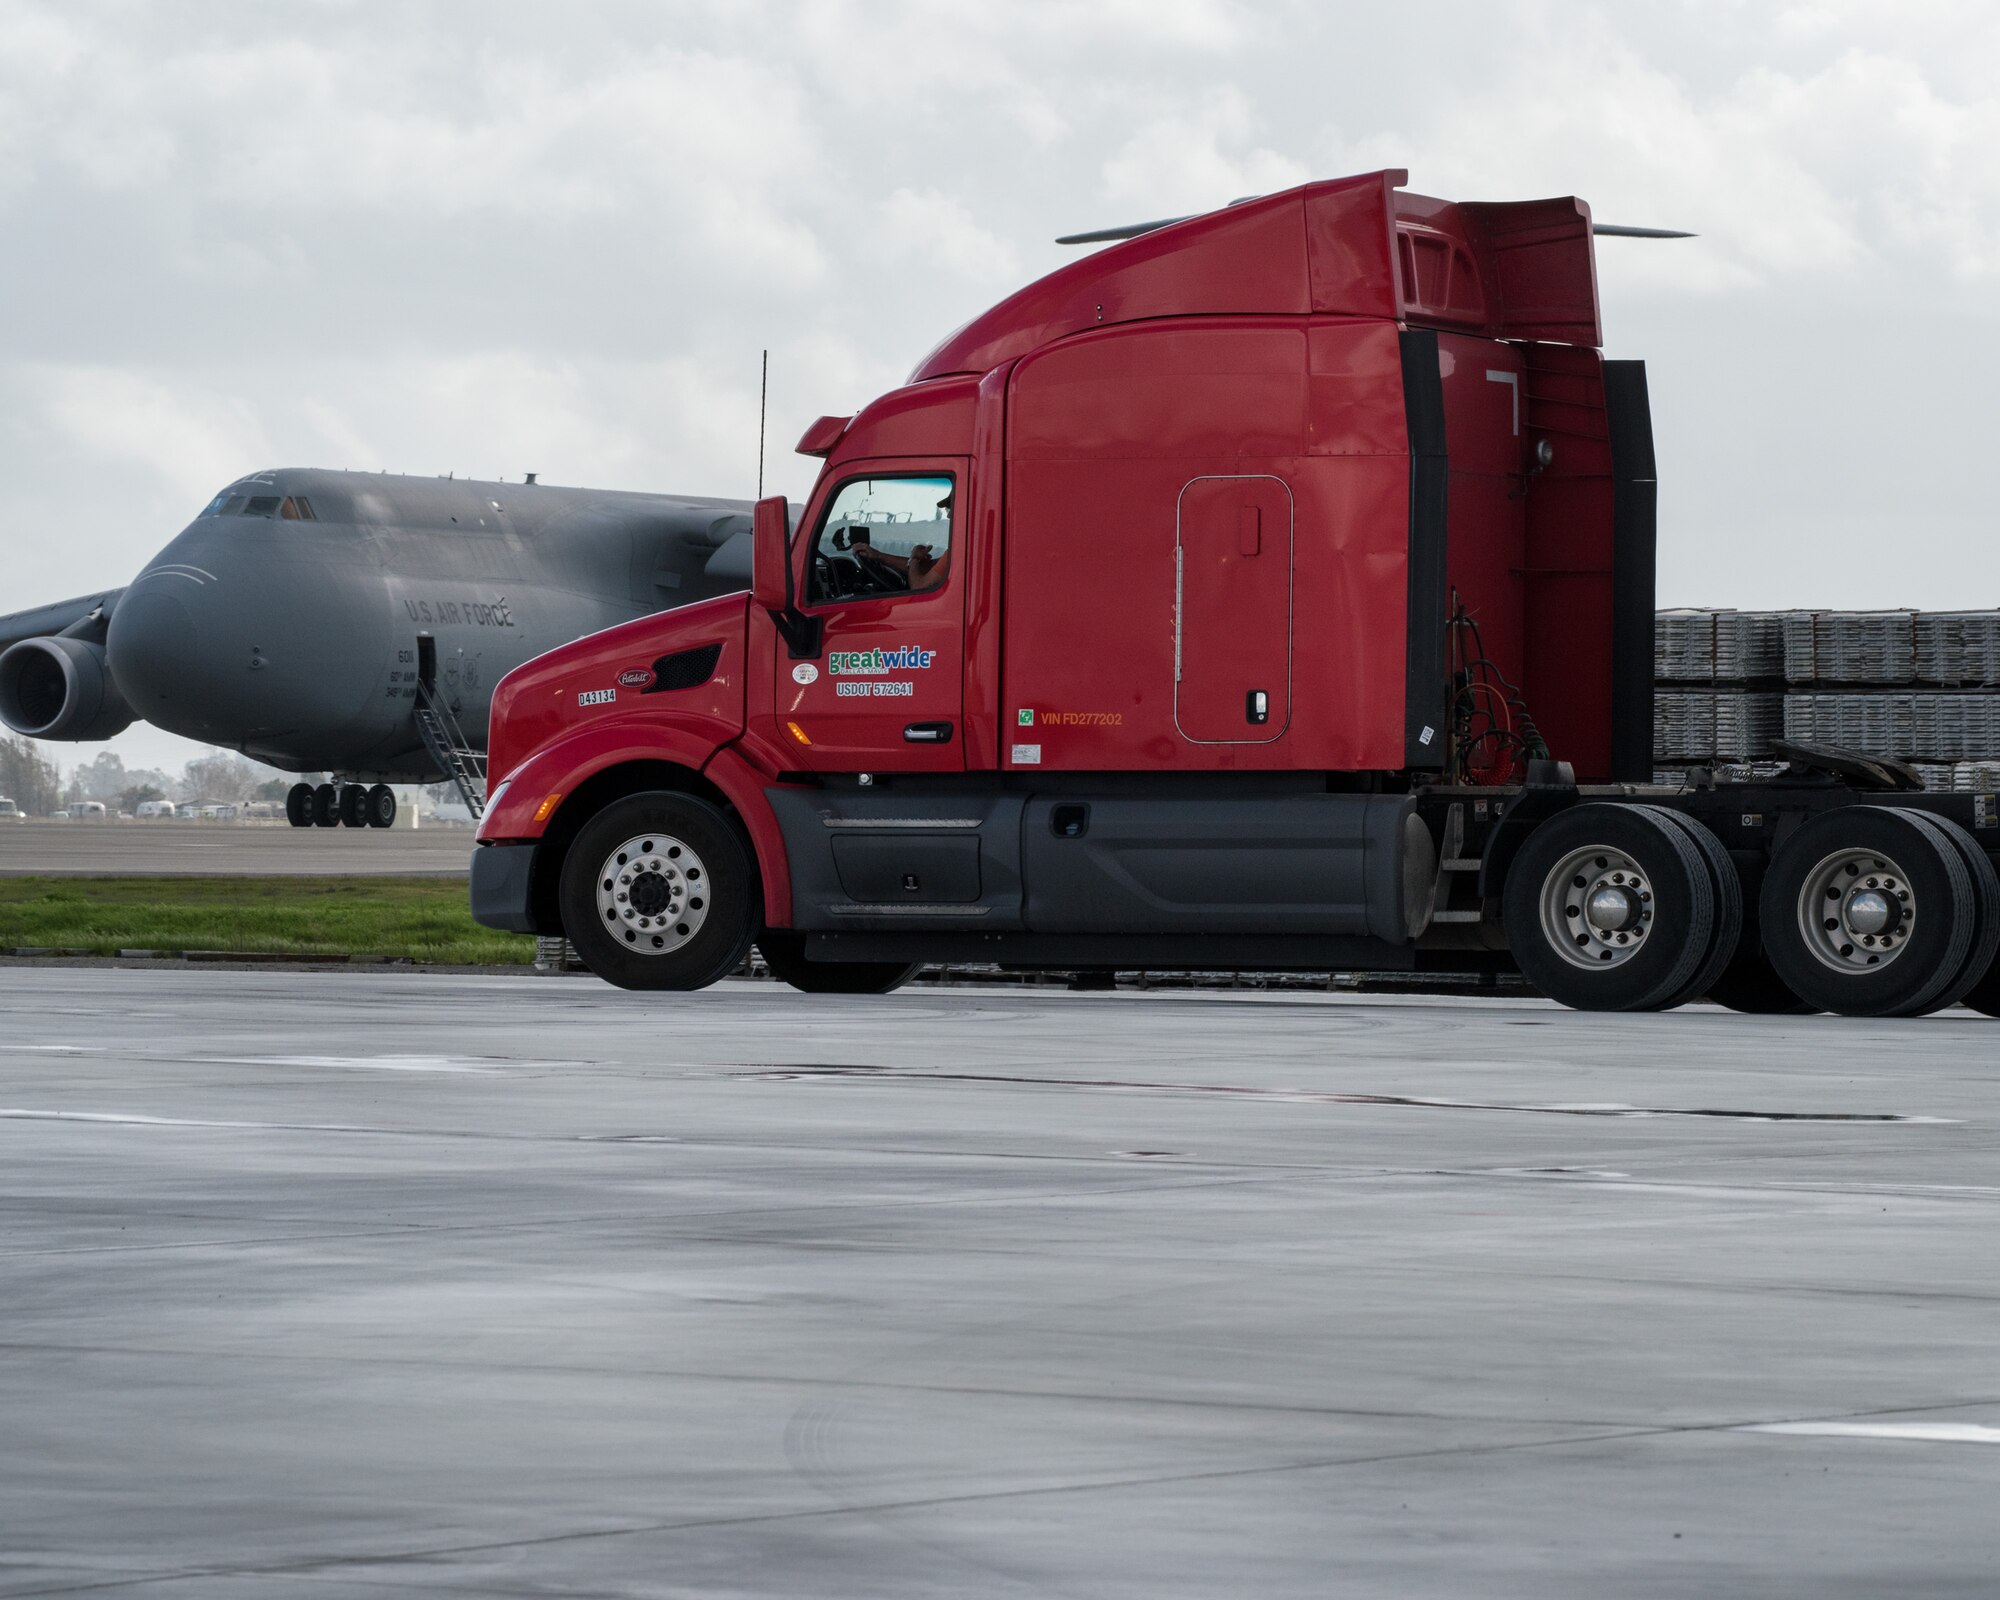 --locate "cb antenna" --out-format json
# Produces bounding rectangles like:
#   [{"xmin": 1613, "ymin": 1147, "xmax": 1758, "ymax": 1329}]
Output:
[{"xmin": 756, "ymin": 349, "xmax": 768, "ymax": 500}]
